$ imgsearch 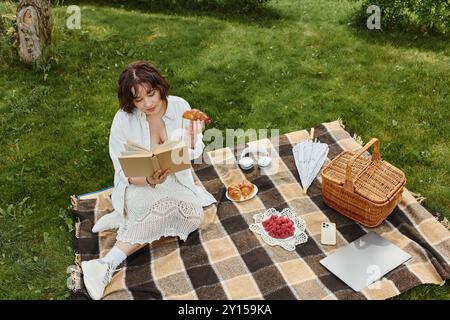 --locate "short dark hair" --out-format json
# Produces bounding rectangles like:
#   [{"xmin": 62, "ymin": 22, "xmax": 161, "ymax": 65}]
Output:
[{"xmin": 117, "ymin": 60, "xmax": 170, "ymax": 113}]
